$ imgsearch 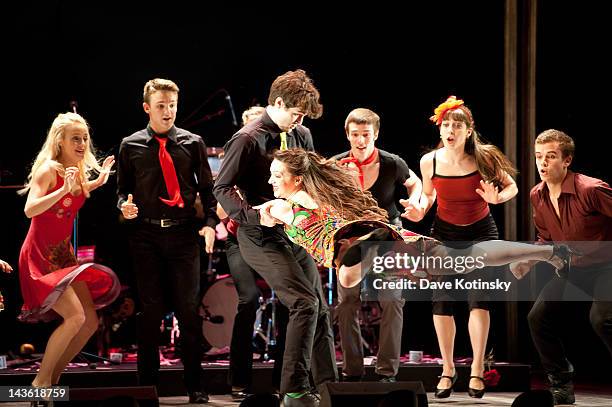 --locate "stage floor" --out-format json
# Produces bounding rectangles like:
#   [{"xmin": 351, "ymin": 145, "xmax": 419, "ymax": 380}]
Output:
[
  {"xmin": 1, "ymin": 360, "xmax": 611, "ymax": 406},
  {"xmin": 1, "ymin": 391, "xmax": 612, "ymax": 406},
  {"xmin": 0, "ymin": 359, "xmax": 531, "ymax": 395}
]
